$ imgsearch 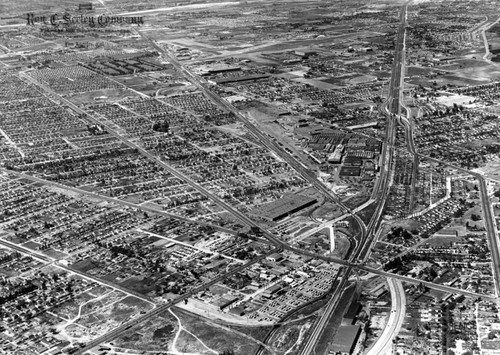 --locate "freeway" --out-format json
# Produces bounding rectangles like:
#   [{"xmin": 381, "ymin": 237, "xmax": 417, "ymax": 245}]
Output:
[
  {"xmin": 24, "ymin": 43, "xmax": 496, "ymax": 351},
  {"xmin": 25, "ymin": 6, "xmax": 495, "ymax": 355},
  {"xmin": 366, "ymin": 278, "xmax": 406, "ymax": 355},
  {"xmin": 403, "ymin": 118, "xmax": 416, "ymax": 155},
  {"xmin": 9, "ymin": 5, "xmax": 499, "ymax": 355},
  {"xmin": 358, "ymin": 4, "xmax": 407, "ymax": 264},
  {"xmin": 409, "ymin": 155, "xmax": 419, "ymax": 215},
  {"xmin": 137, "ymin": 19, "xmax": 438, "ymax": 355},
  {"xmin": 20, "ymin": 46, "xmax": 362, "ymax": 355},
  {"xmin": 22, "ymin": 55, "xmax": 368, "ymax": 267},
  {"xmin": 252, "ymin": 247, "xmax": 494, "ymax": 300},
  {"xmin": 4, "ymin": 163, "xmax": 493, "ymax": 349},
  {"xmin": 399, "ymin": 109, "xmax": 419, "ymax": 215},
  {"xmin": 298, "ymin": 5, "xmax": 408, "ymax": 354},
  {"xmin": 135, "ymin": 29, "xmax": 374, "ymax": 355},
  {"xmin": 4, "ymin": 218, "xmax": 488, "ymax": 355},
  {"xmin": 242, "ymin": 245, "xmax": 496, "ymax": 301},
  {"xmin": 274, "ymin": 238, "xmax": 496, "ymax": 301}
]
